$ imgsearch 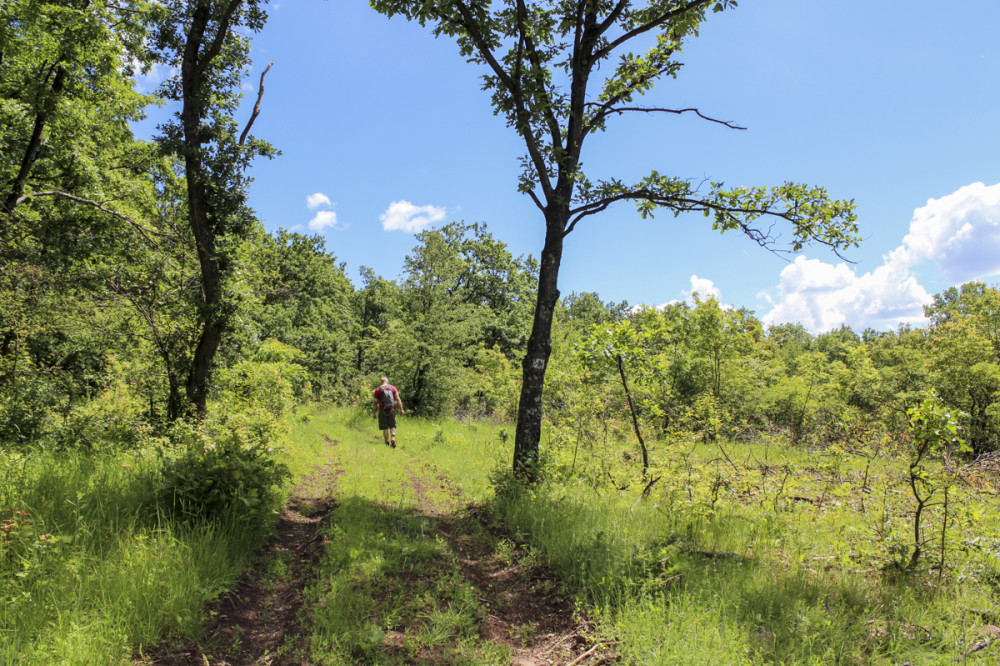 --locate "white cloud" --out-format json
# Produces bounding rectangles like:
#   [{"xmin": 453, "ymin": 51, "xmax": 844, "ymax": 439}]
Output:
[
  {"xmin": 134, "ymin": 61, "xmax": 178, "ymax": 93},
  {"xmin": 380, "ymin": 200, "xmax": 446, "ymax": 233},
  {"xmin": 636, "ymin": 275, "xmax": 724, "ymax": 313},
  {"xmin": 308, "ymin": 210, "xmax": 338, "ymax": 232},
  {"xmin": 685, "ymin": 275, "xmax": 721, "ymax": 302},
  {"xmin": 899, "ymin": 181, "xmax": 1000, "ymax": 282},
  {"xmin": 306, "ymin": 192, "xmax": 331, "ymax": 209},
  {"xmin": 761, "ymin": 181, "xmax": 1000, "ymax": 332},
  {"xmin": 762, "ymin": 255, "xmax": 931, "ymax": 332}
]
